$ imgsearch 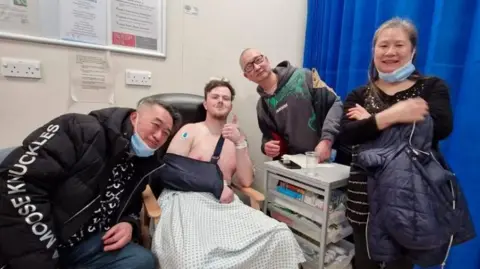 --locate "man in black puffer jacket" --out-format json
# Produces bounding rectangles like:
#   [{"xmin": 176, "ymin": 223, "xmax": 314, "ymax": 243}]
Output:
[{"xmin": 0, "ymin": 95, "xmax": 225, "ymax": 269}]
